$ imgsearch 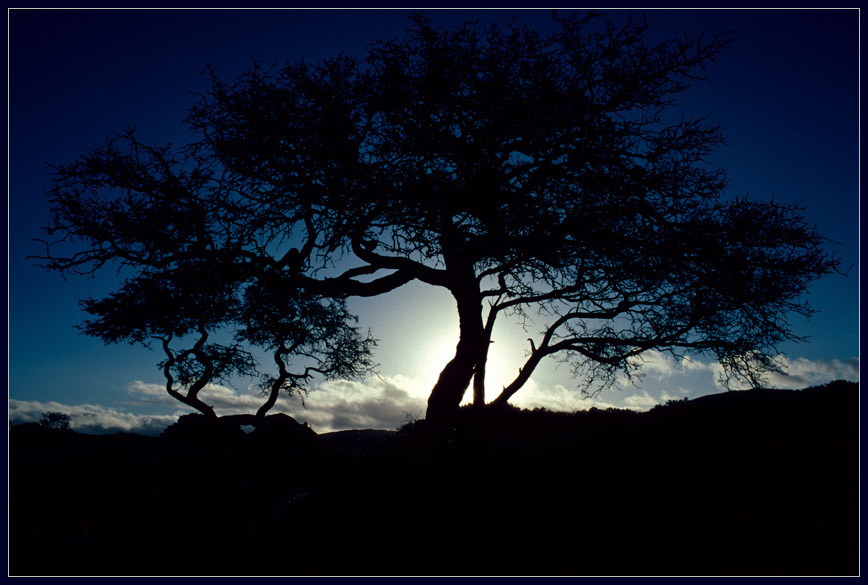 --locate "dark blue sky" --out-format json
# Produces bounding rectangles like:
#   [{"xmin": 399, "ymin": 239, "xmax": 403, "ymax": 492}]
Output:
[{"xmin": 8, "ymin": 9, "xmax": 859, "ymax": 433}]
